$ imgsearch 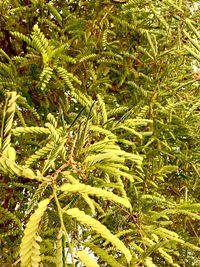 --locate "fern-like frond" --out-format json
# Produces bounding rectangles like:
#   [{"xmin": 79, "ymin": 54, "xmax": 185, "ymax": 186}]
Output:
[
  {"xmin": 78, "ymin": 53, "xmax": 98, "ymax": 63},
  {"xmin": 42, "ymin": 138, "xmax": 66, "ymax": 173},
  {"xmin": 107, "ymin": 106, "xmax": 129, "ymax": 118},
  {"xmin": 65, "ymin": 208, "xmax": 132, "ymax": 263},
  {"xmin": 60, "ymin": 183, "xmax": 131, "ymax": 209},
  {"xmin": 10, "ymin": 31, "xmax": 32, "ymax": 46},
  {"xmin": 84, "ymin": 139, "xmax": 116, "ymax": 153},
  {"xmin": 96, "ymin": 94, "xmax": 107, "ymax": 124},
  {"xmin": 39, "ymin": 66, "xmax": 53, "ymax": 91},
  {"xmin": 84, "ymin": 152, "xmax": 125, "ymax": 167},
  {"xmin": 115, "ymin": 125, "xmax": 143, "ymax": 139},
  {"xmin": 90, "ymin": 125, "xmax": 117, "ymax": 140},
  {"xmin": 17, "ymin": 96, "xmax": 40, "ymax": 120},
  {"xmin": 20, "ymin": 198, "xmax": 50, "ymax": 267},
  {"xmin": 12, "ymin": 126, "xmax": 50, "ymax": 136},
  {"xmin": 47, "ymin": 113, "xmax": 57, "ymax": 128},
  {"xmin": 1, "ymin": 91, "xmax": 18, "ymax": 151},
  {"xmin": 31, "ymin": 24, "xmax": 50, "ymax": 63},
  {"xmin": 56, "ymin": 66, "xmax": 81, "ymax": 91},
  {"xmin": 0, "ymin": 206, "xmax": 21, "ymax": 230},
  {"xmin": 85, "ymin": 242, "xmax": 122, "ymax": 267},
  {"xmin": 27, "ymin": 181, "xmax": 50, "ymax": 214},
  {"xmin": 61, "ymin": 171, "xmax": 96, "ymax": 214},
  {"xmin": 25, "ymin": 141, "xmax": 54, "ymax": 167},
  {"xmin": 96, "ymin": 165, "xmax": 137, "ymax": 182}
]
